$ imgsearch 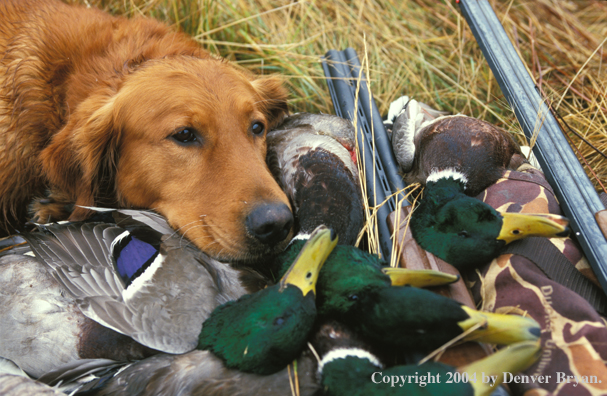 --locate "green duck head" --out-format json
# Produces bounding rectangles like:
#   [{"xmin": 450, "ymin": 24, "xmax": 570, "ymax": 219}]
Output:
[
  {"xmin": 328, "ymin": 283, "xmax": 540, "ymax": 351},
  {"xmin": 274, "ymin": 232, "xmax": 538, "ymax": 352},
  {"xmin": 198, "ymin": 226, "xmax": 337, "ymax": 375},
  {"xmin": 318, "ymin": 341, "xmax": 541, "ymax": 396},
  {"xmin": 411, "ymin": 172, "xmax": 569, "ymax": 271},
  {"xmin": 275, "ymin": 240, "xmax": 458, "ymax": 316}
]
